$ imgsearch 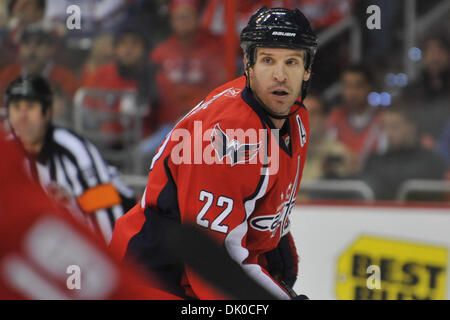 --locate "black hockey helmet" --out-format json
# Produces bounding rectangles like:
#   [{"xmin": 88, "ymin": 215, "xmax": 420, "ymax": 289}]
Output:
[
  {"xmin": 5, "ymin": 75, "xmax": 53, "ymax": 113},
  {"xmin": 240, "ymin": 7, "xmax": 318, "ymax": 99},
  {"xmin": 241, "ymin": 6, "xmax": 318, "ymax": 67}
]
